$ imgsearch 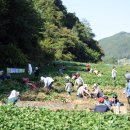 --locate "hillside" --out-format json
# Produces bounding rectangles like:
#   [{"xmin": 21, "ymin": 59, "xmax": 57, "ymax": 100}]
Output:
[{"xmin": 99, "ymin": 32, "xmax": 130, "ymax": 60}]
